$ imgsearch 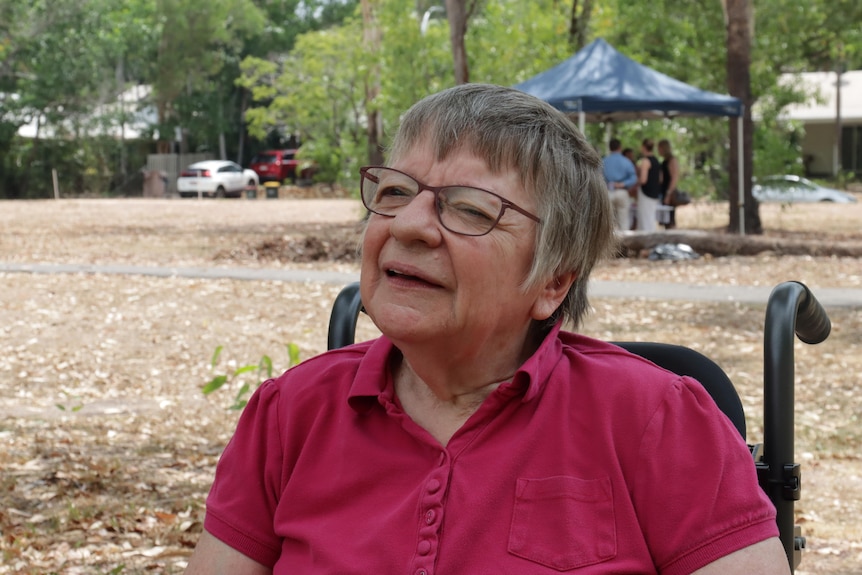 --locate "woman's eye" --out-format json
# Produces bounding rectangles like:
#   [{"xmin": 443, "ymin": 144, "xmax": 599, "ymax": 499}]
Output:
[
  {"xmin": 447, "ymin": 199, "xmax": 495, "ymax": 221},
  {"xmin": 379, "ymin": 185, "xmax": 411, "ymax": 197},
  {"xmin": 461, "ymin": 206, "xmax": 495, "ymax": 220}
]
